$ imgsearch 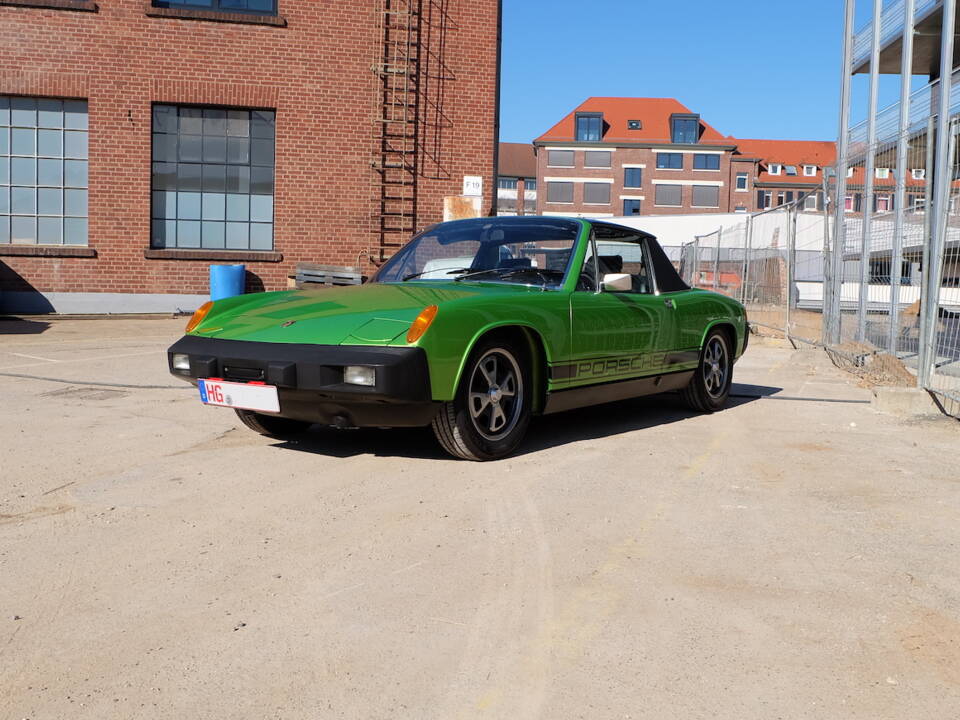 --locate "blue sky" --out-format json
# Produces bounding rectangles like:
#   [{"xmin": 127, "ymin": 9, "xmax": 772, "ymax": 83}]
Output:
[{"xmin": 499, "ymin": 1, "xmax": 903, "ymax": 144}]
